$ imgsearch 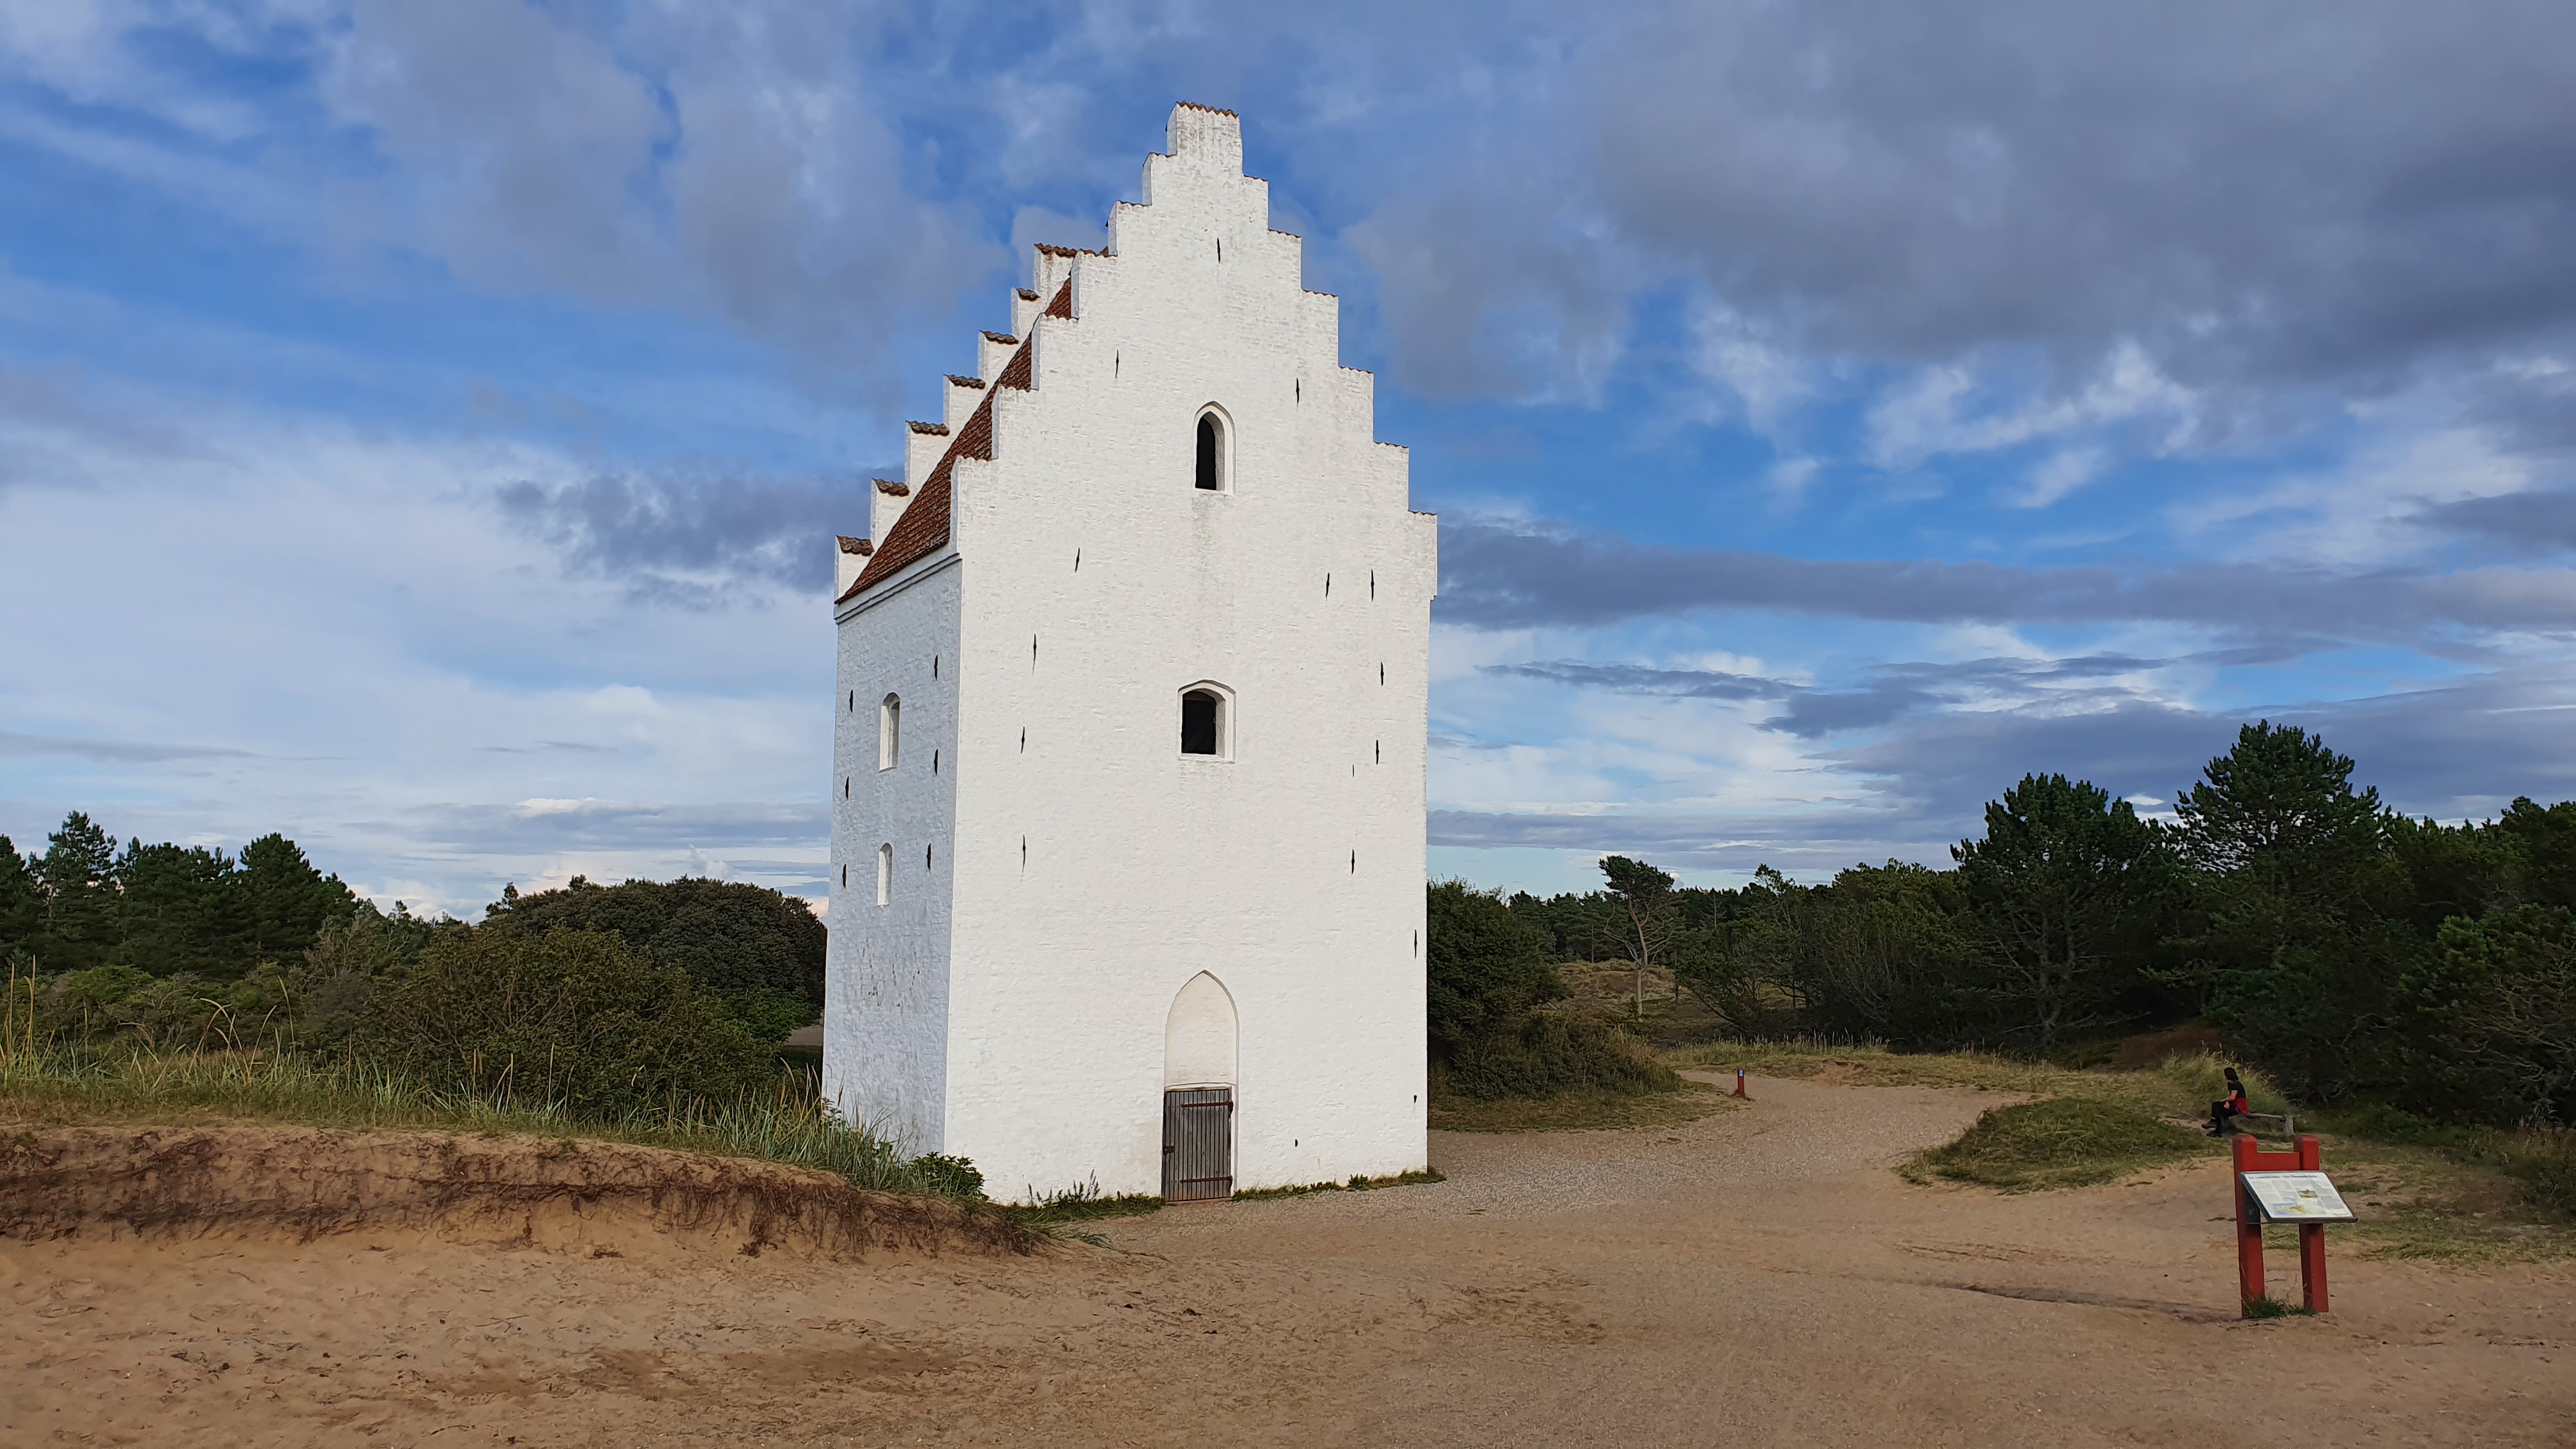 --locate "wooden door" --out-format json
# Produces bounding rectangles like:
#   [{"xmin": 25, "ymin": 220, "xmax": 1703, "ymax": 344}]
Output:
[{"xmin": 1162, "ymin": 1087, "xmax": 1234, "ymax": 1202}]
